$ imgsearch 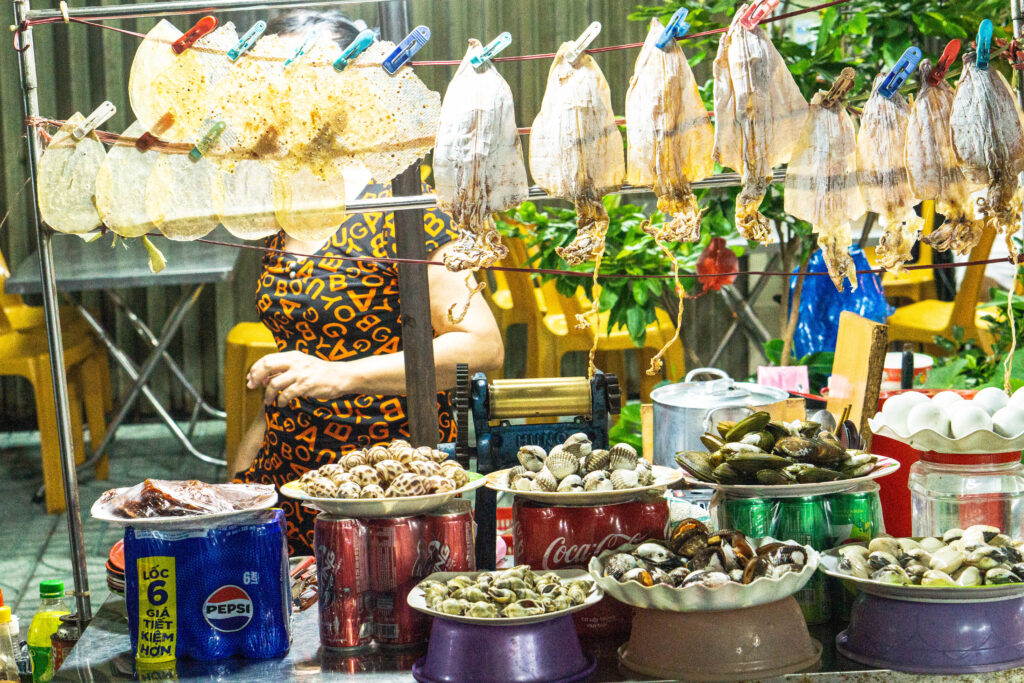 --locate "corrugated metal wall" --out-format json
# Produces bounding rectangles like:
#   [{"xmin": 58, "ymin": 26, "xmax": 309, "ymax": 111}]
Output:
[{"xmin": 0, "ymin": 0, "xmax": 749, "ymax": 426}]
